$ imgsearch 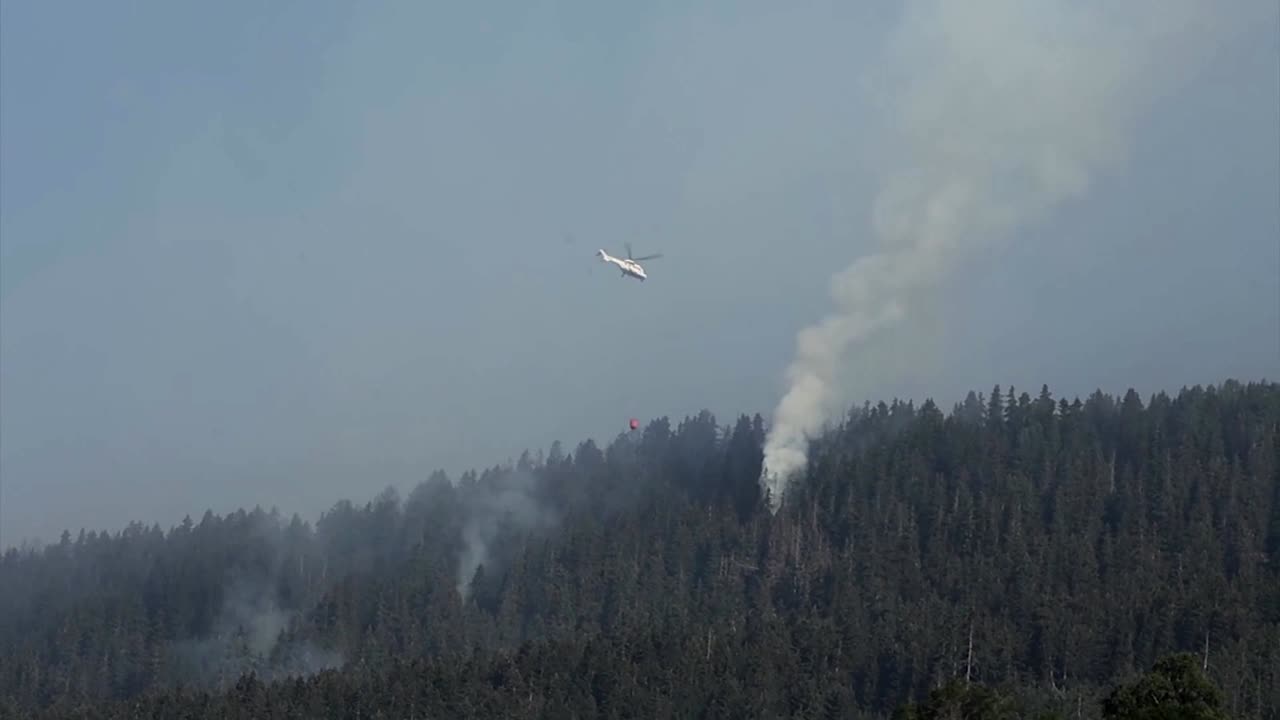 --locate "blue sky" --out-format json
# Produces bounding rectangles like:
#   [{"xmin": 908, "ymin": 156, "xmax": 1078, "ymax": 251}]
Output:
[{"xmin": 2, "ymin": 1, "xmax": 1277, "ymax": 547}]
